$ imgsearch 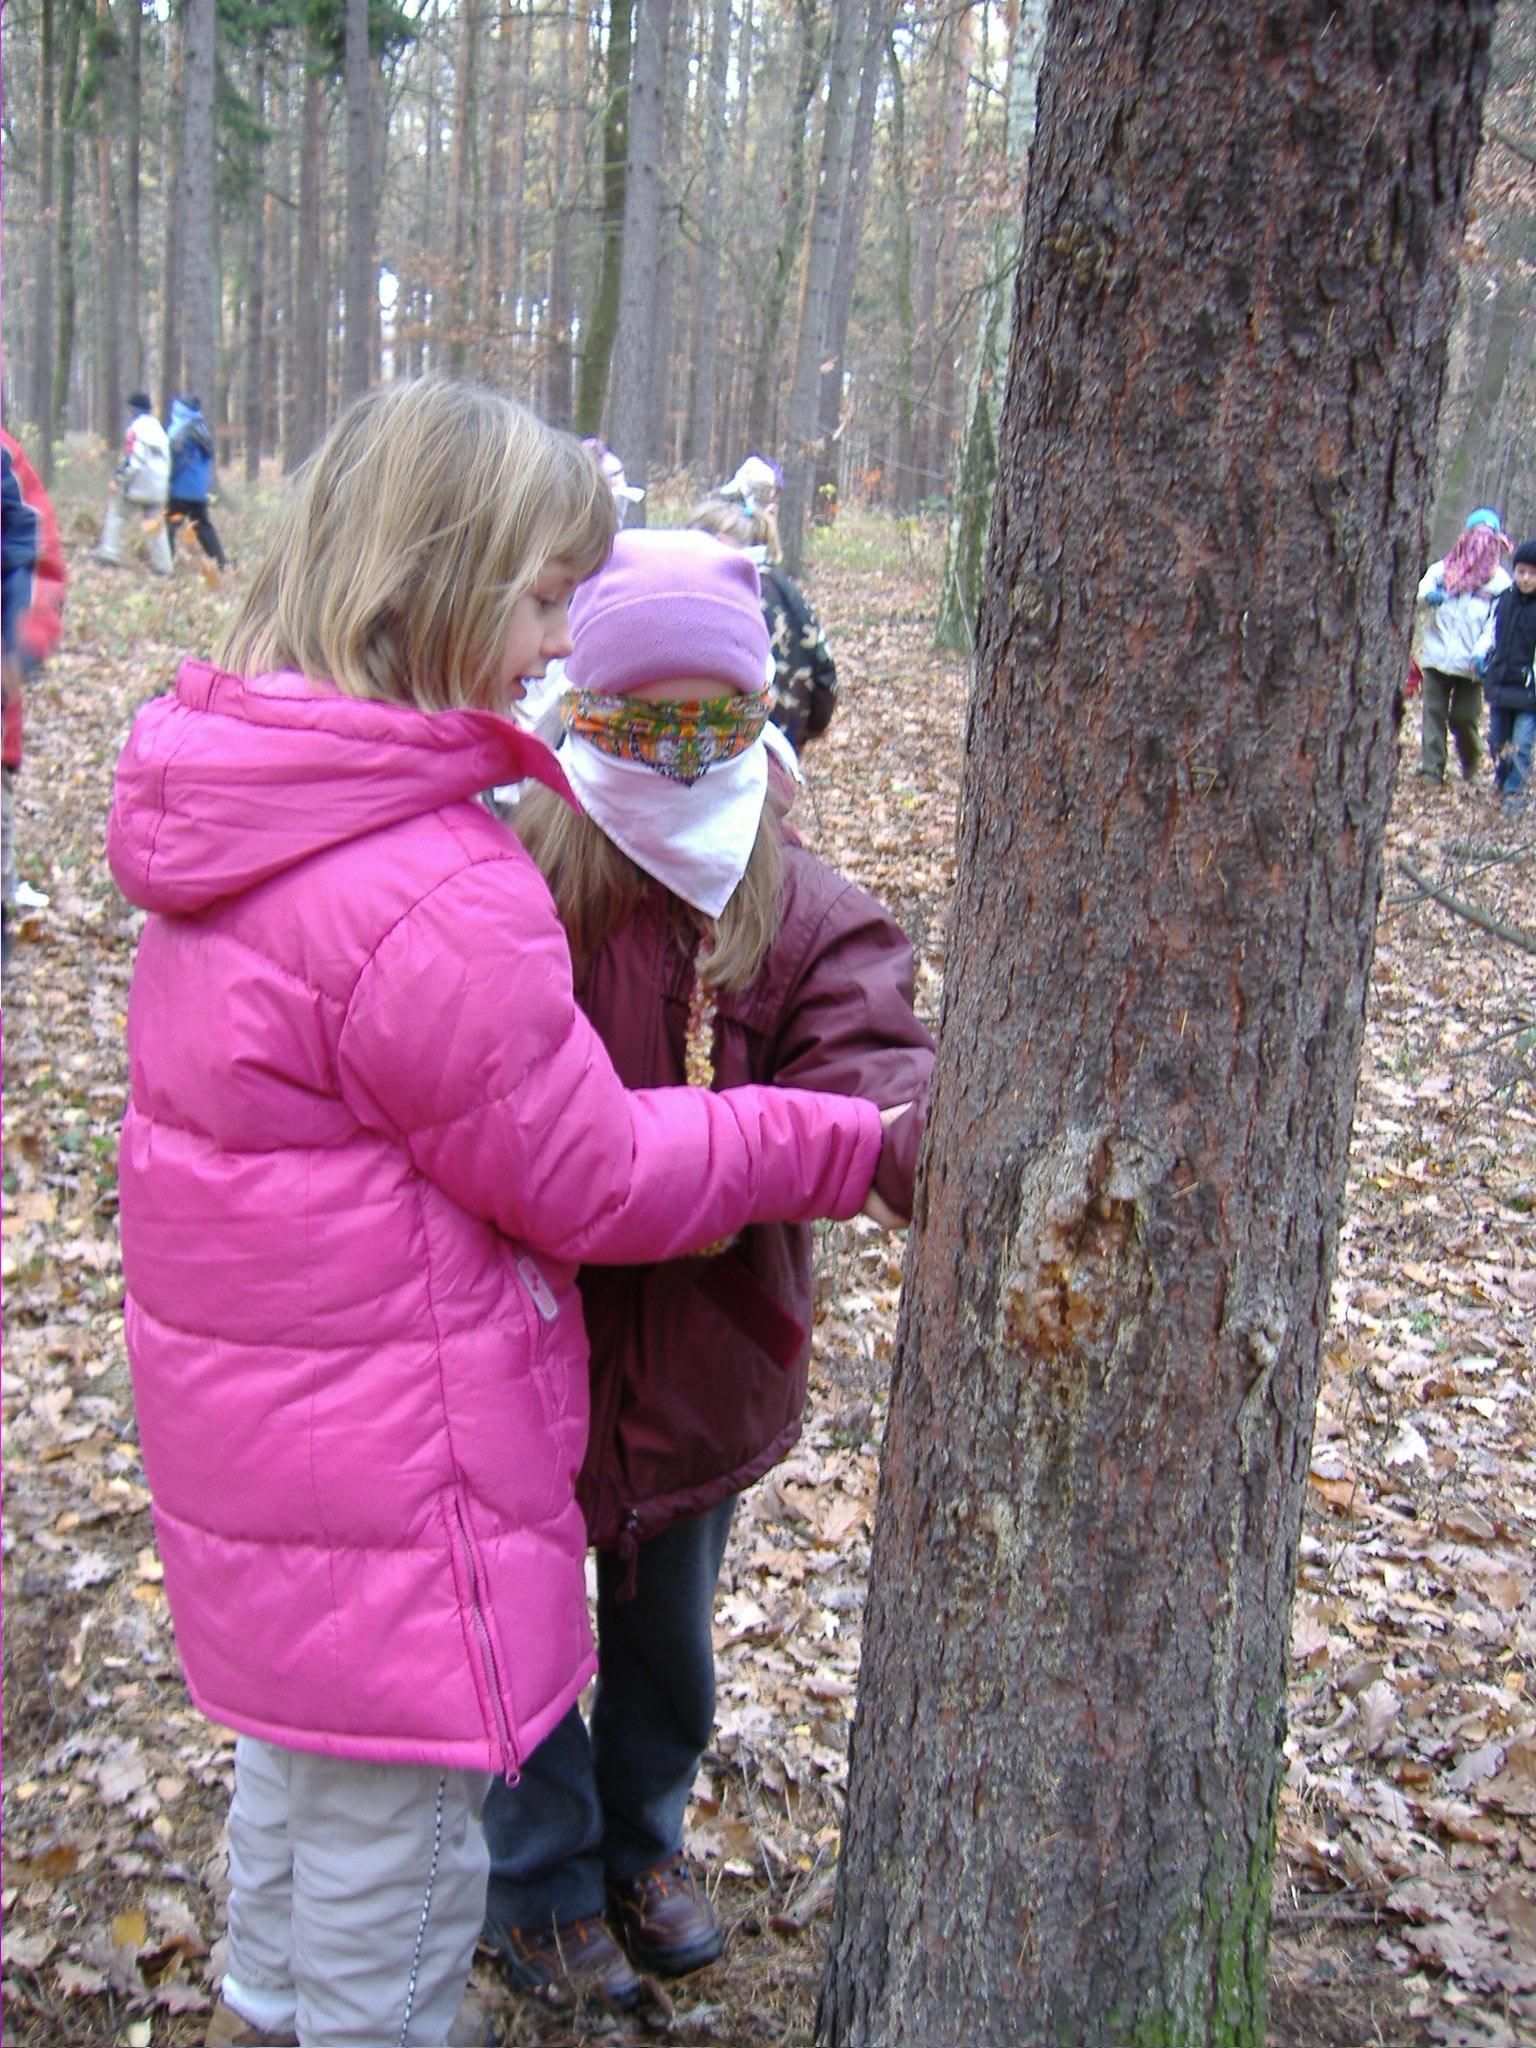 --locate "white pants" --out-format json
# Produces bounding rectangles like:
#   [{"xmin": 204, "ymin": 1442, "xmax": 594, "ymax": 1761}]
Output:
[
  {"xmin": 98, "ymin": 491, "xmax": 172, "ymax": 573},
  {"xmin": 222, "ymin": 1735, "xmax": 491, "ymax": 2048}
]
